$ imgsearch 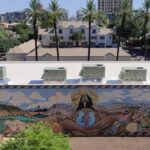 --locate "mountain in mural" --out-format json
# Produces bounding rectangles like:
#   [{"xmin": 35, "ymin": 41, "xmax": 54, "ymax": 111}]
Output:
[{"xmin": 0, "ymin": 104, "xmax": 30, "ymax": 117}]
